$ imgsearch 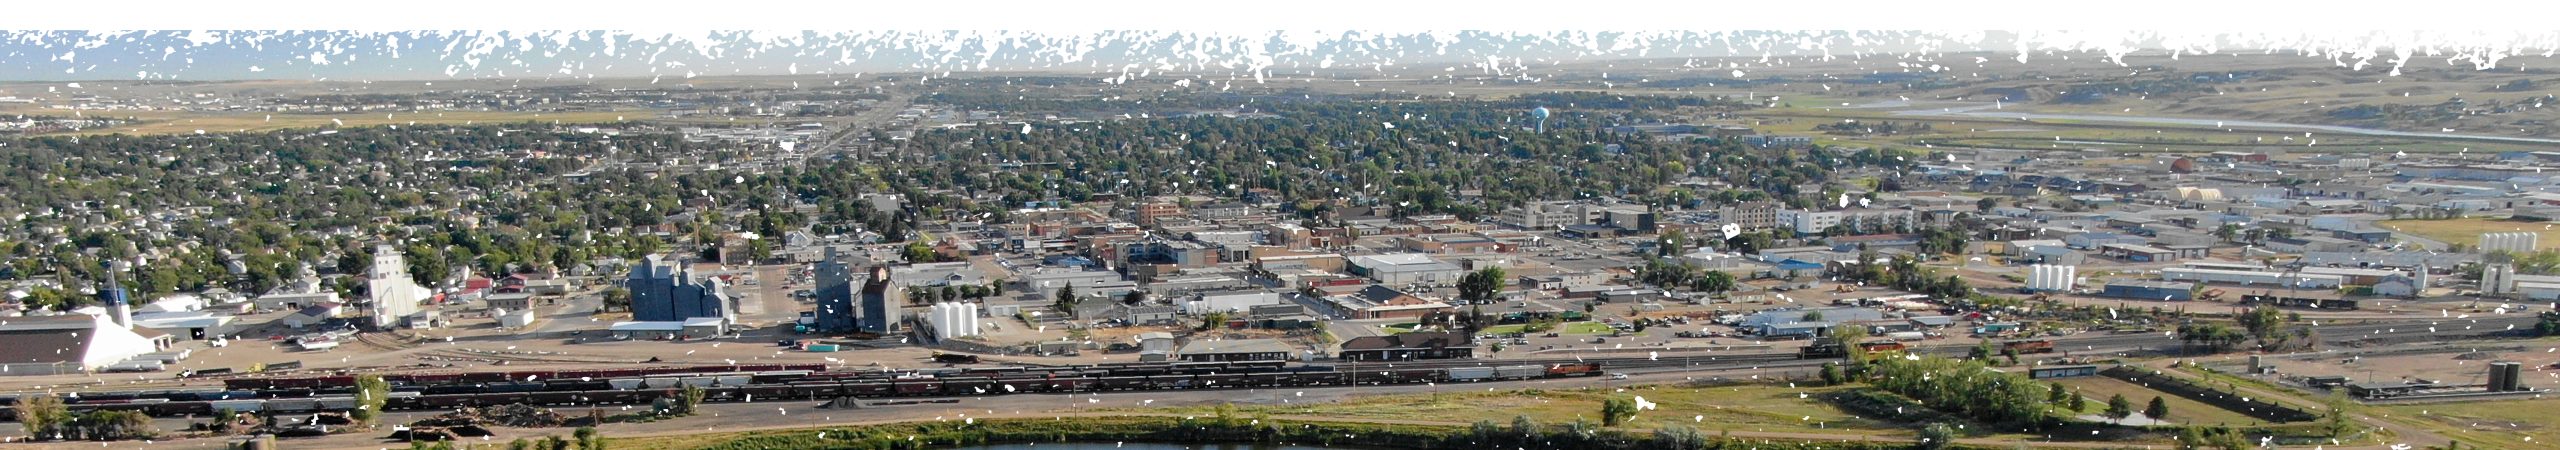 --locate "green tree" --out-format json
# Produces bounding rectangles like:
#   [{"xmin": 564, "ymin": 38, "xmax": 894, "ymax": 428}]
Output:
[
  {"xmin": 2104, "ymin": 394, "xmax": 2134, "ymax": 419},
  {"xmin": 2069, "ymin": 389, "xmax": 2088, "ymax": 412},
  {"xmin": 353, "ymin": 374, "xmax": 390, "ymax": 425},
  {"xmin": 1458, "ymin": 267, "xmax": 1508, "ymax": 304},
  {"xmin": 1917, "ymin": 422, "xmax": 1958, "ymax": 450},
  {"xmin": 509, "ymin": 438, "xmax": 536, "ymax": 450},
  {"xmin": 2239, "ymin": 304, "xmax": 2288, "ymax": 349},
  {"xmin": 1510, "ymin": 415, "xmax": 1539, "ymax": 442},
  {"xmin": 675, "ymin": 384, "xmax": 706, "ymax": 416},
  {"xmin": 405, "ymin": 244, "xmax": 449, "ymax": 288},
  {"xmin": 1600, "ymin": 396, "xmax": 1638, "ymax": 427},
  {"xmin": 600, "ymin": 287, "xmax": 631, "ymax": 313},
  {"xmin": 1693, "ymin": 270, "xmax": 1735, "ymax": 293},
  {"xmin": 574, "ymin": 426, "xmax": 606, "ymax": 450},
  {"xmin": 2145, "ymin": 396, "xmax": 2170, "ymax": 420},
  {"xmin": 544, "ymin": 435, "xmax": 571, "ymax": 450},
  {"xmin": 1820, "ymin": 362, "xmax": 1845, "ymax": 385},
  {"xmin": 2535, "ymin": 310, "xmax": 2560, "ymax": 336},
  {"xmin": 2322, "ymin": 391, "xmax": 2359, "ymax": 438},
  {"xmin": 2047, "ymin": 383, "xmax": 2070, "ymax": 404},
  {"xmin": 1053, "ymin": 284, "xmax": 1080, "ymax": 318},
  {"xmin": 13, "ymin": 394, "xmax": 68, "ymax": 440}
]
